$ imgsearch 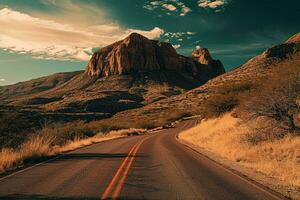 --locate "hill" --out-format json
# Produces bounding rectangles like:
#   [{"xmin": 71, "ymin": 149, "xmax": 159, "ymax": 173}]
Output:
[
  {"xmin": 97, "ymin": 32, "xmax": 300, "ymax": 128},
  {"xmin": 0, "ymin": 33, "xmax": 225, "ymax": 121}
]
